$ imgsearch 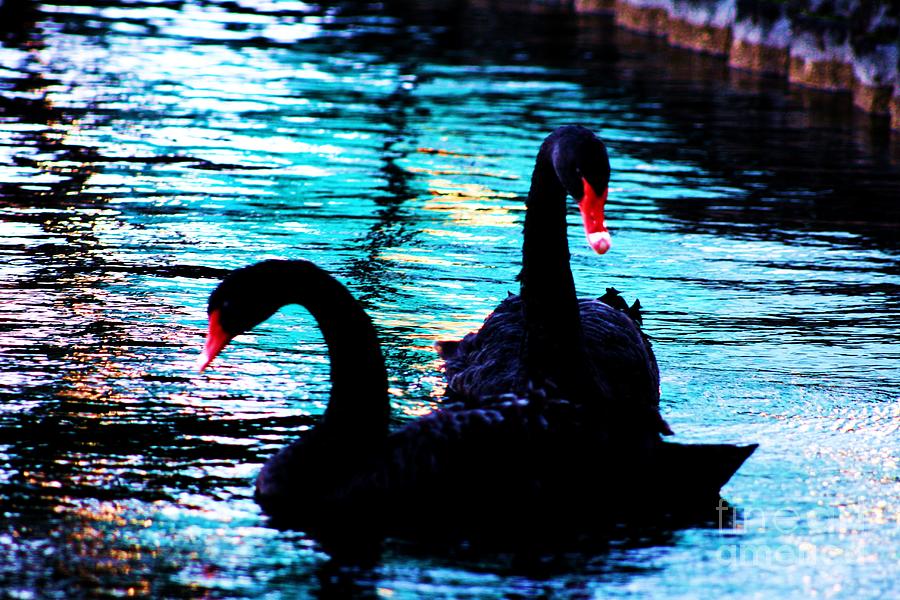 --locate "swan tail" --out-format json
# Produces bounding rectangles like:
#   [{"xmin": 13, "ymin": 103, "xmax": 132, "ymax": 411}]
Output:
[
  {"xmin": 658, "ymin": 415, "xmax": 675, "ymax": 436},
  {"xmin": 597, "ymin": 287, "xmax": 646, "ymax": 326},
  {"xmin": 597, "ymin": 287, "xmax": 628, "ymax": 311},
  {"xmin": 655, "ymin": 441, "xmax": 758, "ymax": 497},
  {"xmin": 627, "ymin": 298, "xmax": 644, "ymax": 326}
]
